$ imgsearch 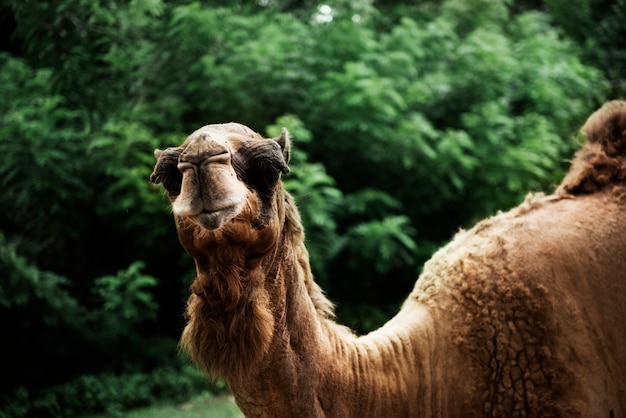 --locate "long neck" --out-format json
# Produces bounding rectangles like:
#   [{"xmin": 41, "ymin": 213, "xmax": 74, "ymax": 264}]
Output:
[
  {"xmin": 180, "ymin": 195, "xmax": 458, "ymax": 417},
  {"xmin": 236, "ymin": 279, "xmax": 455, "ymax": 417},
  {"xmin": 226, "ymin": 216, "xmax": 455, "ymax": 417}
]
